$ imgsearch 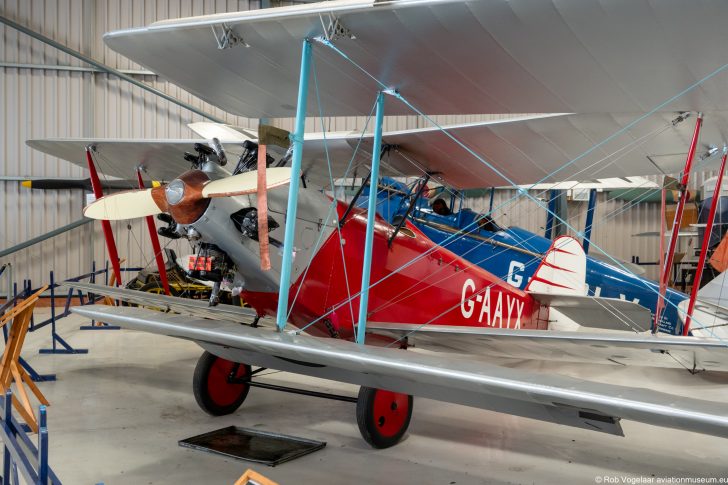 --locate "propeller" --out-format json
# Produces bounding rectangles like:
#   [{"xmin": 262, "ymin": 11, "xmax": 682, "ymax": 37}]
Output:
[
  {"xmin": 21, "ymin": 178, "xmax": 160, "ymax": 191},
  {"xmin": 256, "ymin": 124, "xmax": 292, "ymax": 271},
  {"xmin": 84, "ymin": 167, "xmax": 292, "ymax": 223}
]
